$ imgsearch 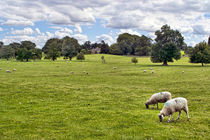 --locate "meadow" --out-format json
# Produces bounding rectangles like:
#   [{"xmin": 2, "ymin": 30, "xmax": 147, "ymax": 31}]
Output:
[{"xmin": 0, "ymin": 54, "xmax": 209, "ymax": 139}]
